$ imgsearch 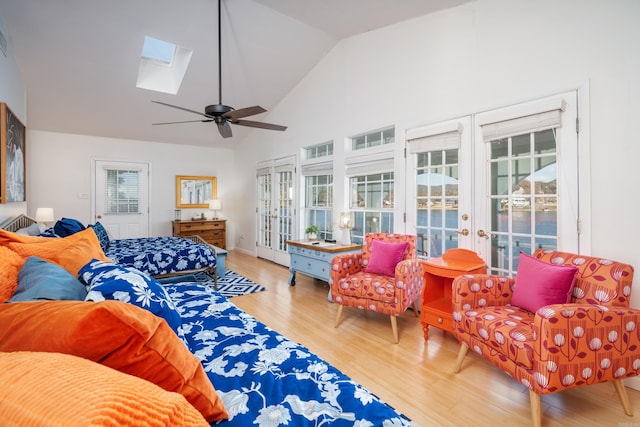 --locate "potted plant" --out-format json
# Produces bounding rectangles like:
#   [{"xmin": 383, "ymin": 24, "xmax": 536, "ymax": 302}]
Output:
[{"xmin": 305, "ymin": 224, "xmax": 320, "ymax": 240}]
